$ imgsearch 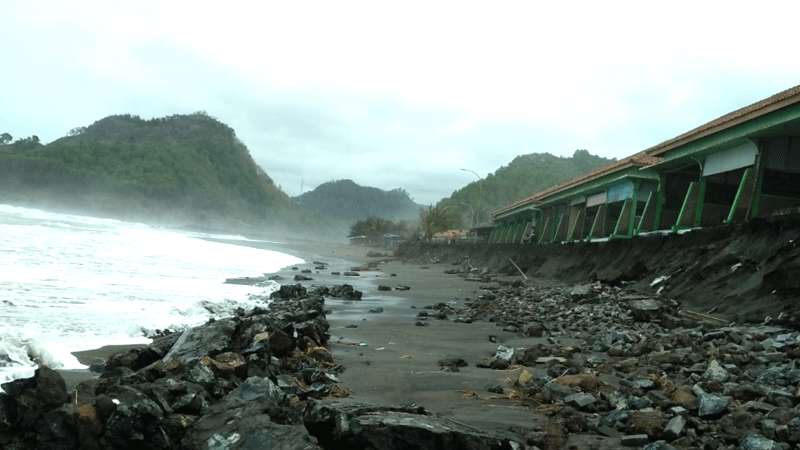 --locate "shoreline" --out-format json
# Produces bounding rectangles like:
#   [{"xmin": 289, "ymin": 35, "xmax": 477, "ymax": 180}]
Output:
[{"xmin": 62, "ymin": 237, "xmax": 375, "ymax": 389}]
